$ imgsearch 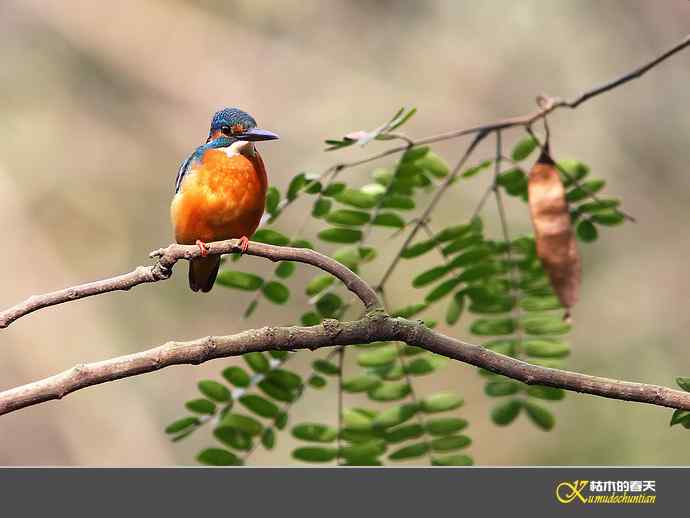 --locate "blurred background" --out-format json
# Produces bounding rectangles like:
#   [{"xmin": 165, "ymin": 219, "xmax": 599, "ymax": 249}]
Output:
[{"xmin": 1, "ymin": 0, "xmax": 689, "ymax": 466}]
